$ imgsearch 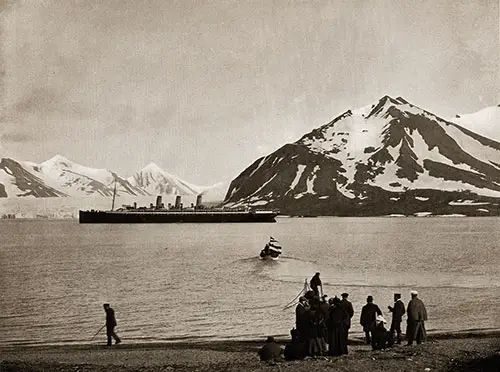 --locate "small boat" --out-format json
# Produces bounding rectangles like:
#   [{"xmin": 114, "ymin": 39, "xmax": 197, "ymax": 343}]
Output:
[{"xmin": 259, "ymin": 236, "xmax": 282, "ymax": 260}]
